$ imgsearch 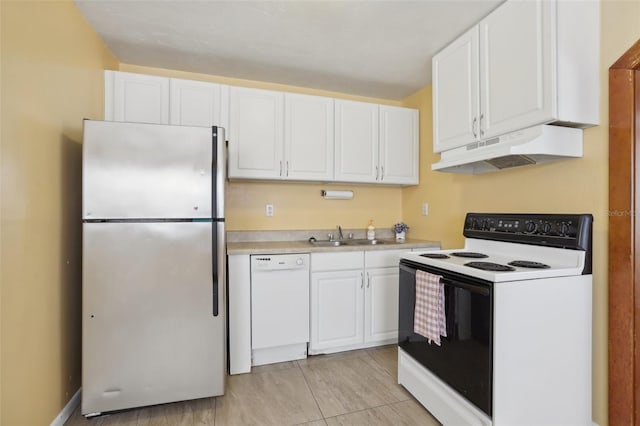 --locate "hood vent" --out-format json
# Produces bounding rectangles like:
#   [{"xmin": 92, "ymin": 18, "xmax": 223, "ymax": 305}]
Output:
[
  {"xmin": 432, "ymin": 125, "xmax": 583, "ymax": 174},
  {"xmin": 485, "ymin": 155, "xmax": 536, "ymax": 169}
]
